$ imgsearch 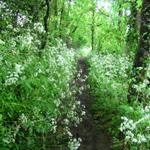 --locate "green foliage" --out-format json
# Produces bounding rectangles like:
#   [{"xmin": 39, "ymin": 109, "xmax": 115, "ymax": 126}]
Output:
[
  {"xmin": 0, "ymin": 29, "xmax": 84, "ymax": 149},
  {"xmin": 88, "ymin": 52, "xmax": 150, "ymax": 150},
  {"xmin": 0, "ymin": 0, "xmax": 149, "ymax": 149}
]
